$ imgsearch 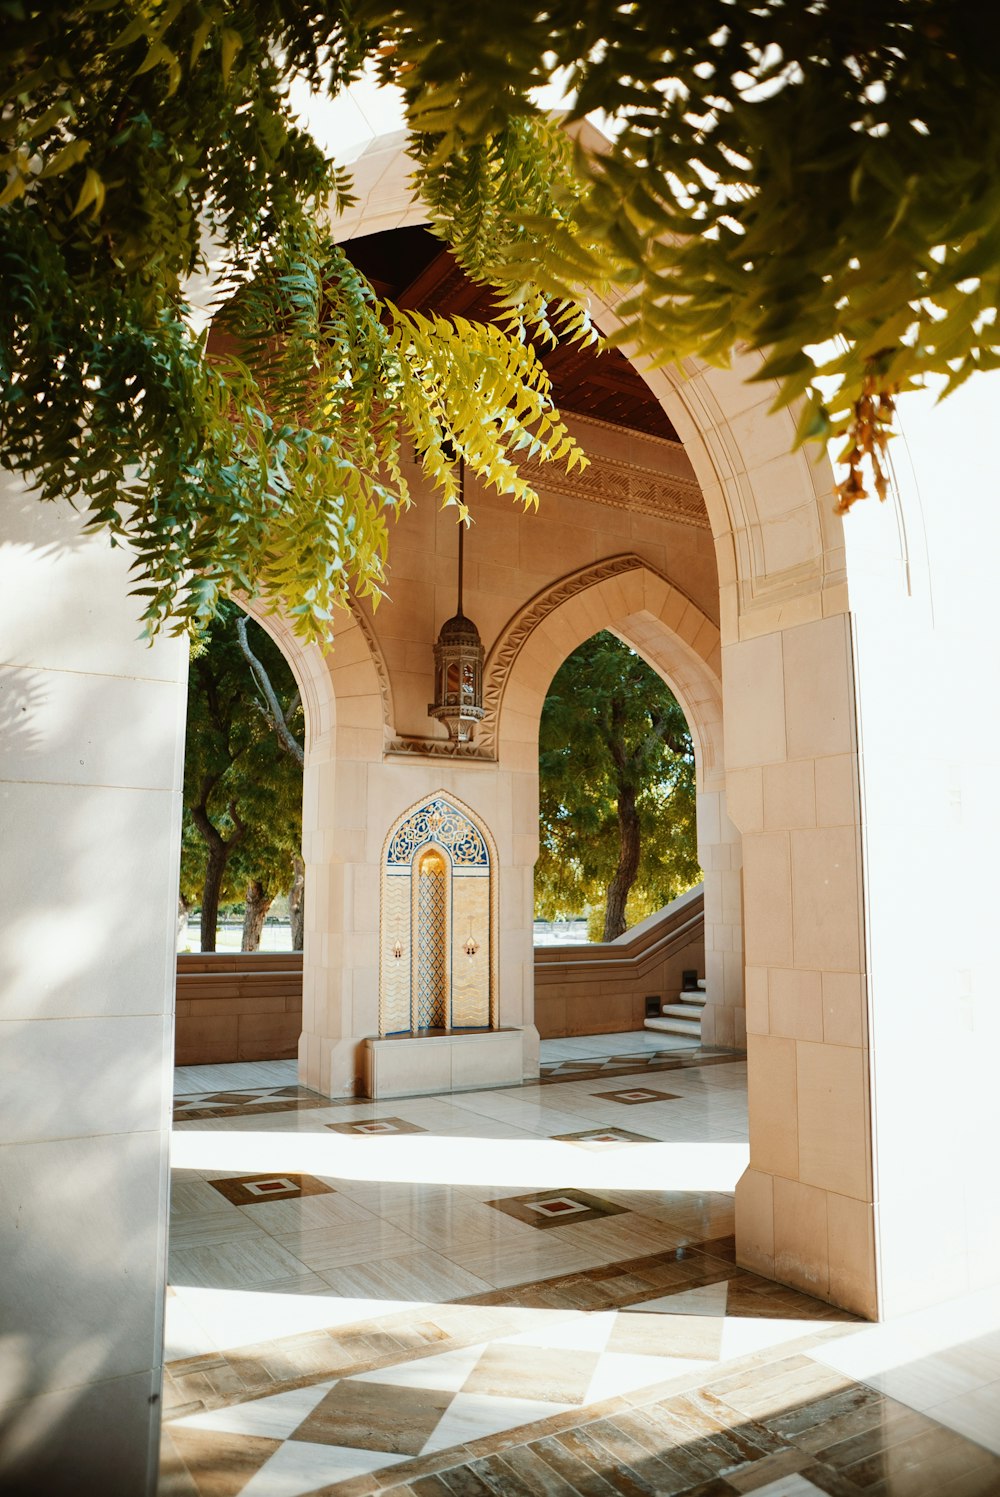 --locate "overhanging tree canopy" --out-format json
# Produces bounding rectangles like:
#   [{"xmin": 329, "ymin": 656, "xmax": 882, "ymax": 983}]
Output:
[{"xmin": 4, "ymin": 2, "xmax": 998, "ymax": 637}]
